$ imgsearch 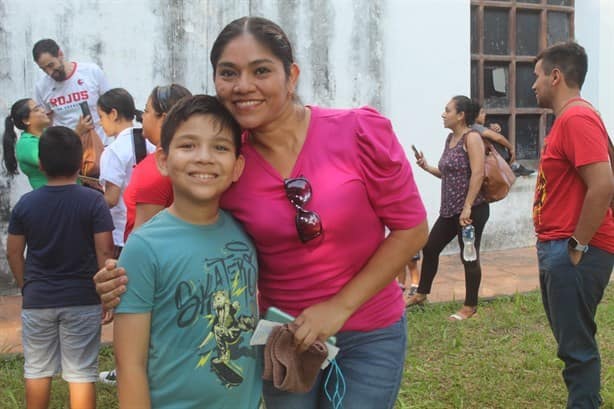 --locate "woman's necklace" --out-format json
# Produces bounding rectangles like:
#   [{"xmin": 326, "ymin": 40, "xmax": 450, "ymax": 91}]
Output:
[{"xmin": 450, "ymin": 127, "xmax": 471, "ymax": 146}]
